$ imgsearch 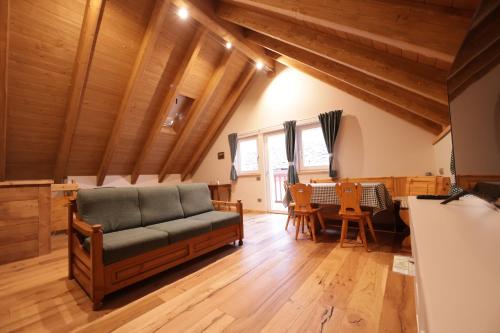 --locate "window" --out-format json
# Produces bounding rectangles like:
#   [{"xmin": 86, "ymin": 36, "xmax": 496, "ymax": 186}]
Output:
[
  {"xmin": 237, "ymin": 136, "xmax": 259, "ymax": 174},
  {"xmin": 298, "ymin": 125, "xmax": 329, "ymax": 171}
]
